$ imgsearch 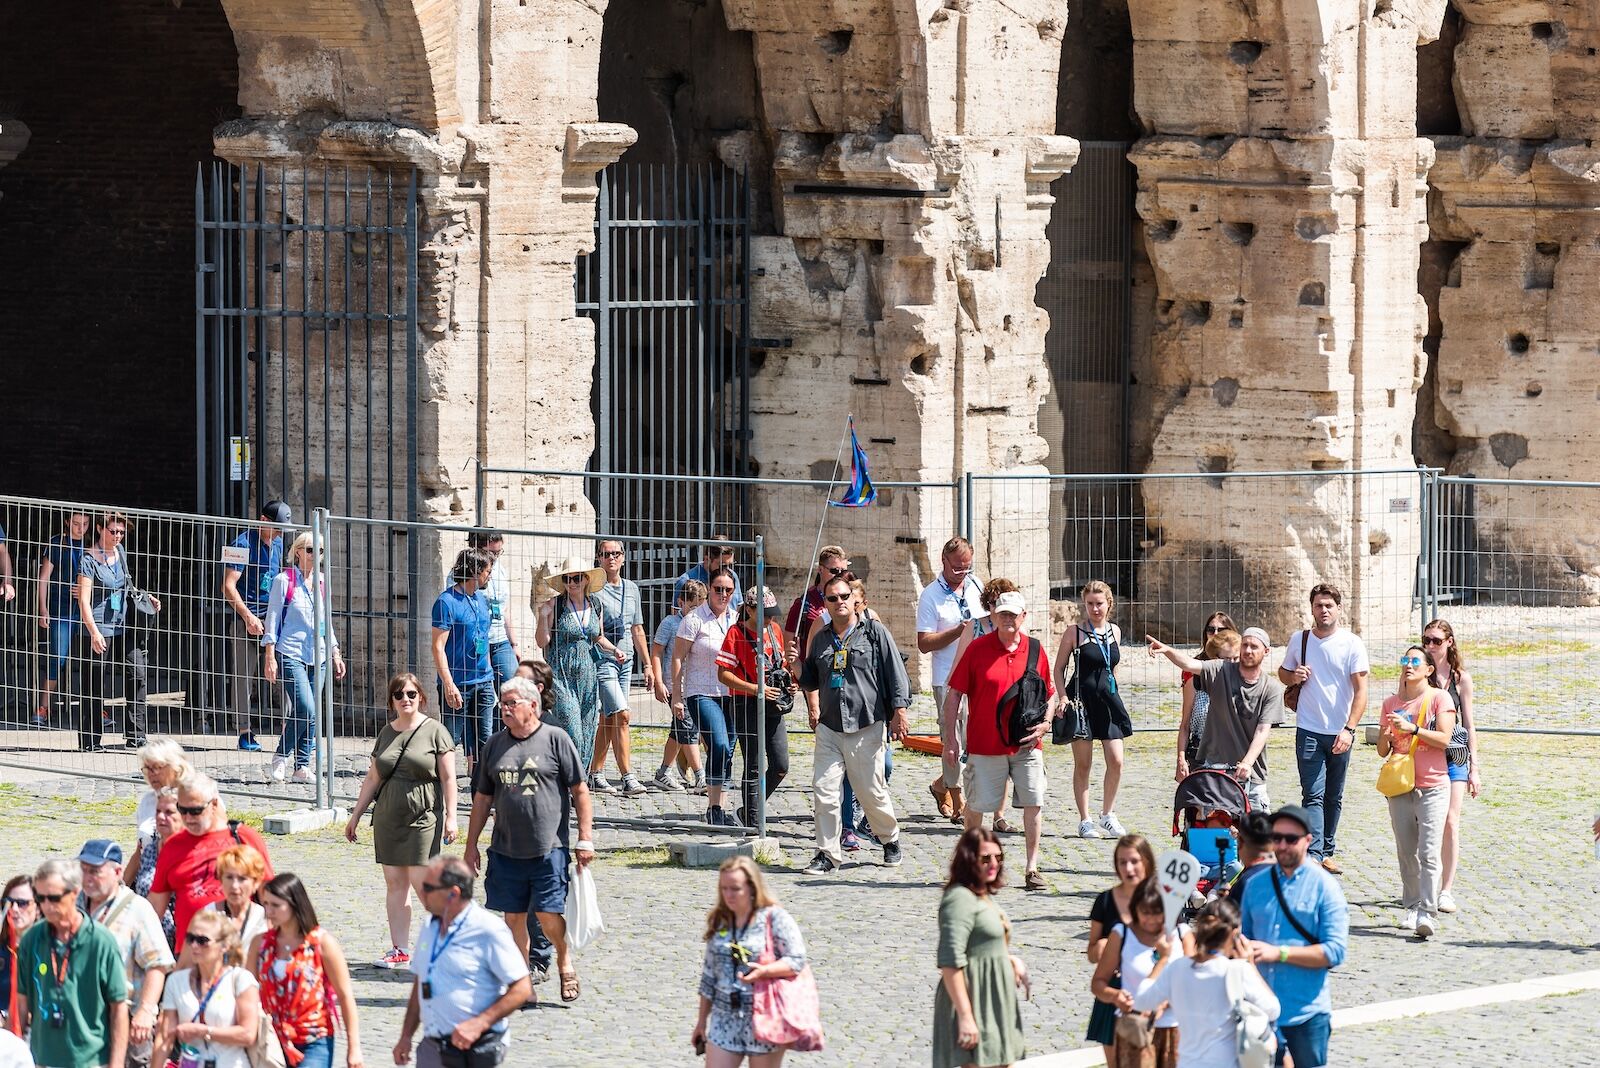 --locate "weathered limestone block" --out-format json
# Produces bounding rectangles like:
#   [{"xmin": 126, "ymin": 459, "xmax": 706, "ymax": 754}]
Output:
[
  {"xmin": 1452, "ymin": 2, "xmax": 1600, "ymax": 140},
  {"xmin": 1127, "ymin": 1, "xmax": 1441, "ymax": 639},
  {"xmin": 1427, "ymin": 138, "xmax": 1600, "ymax": 600}
]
